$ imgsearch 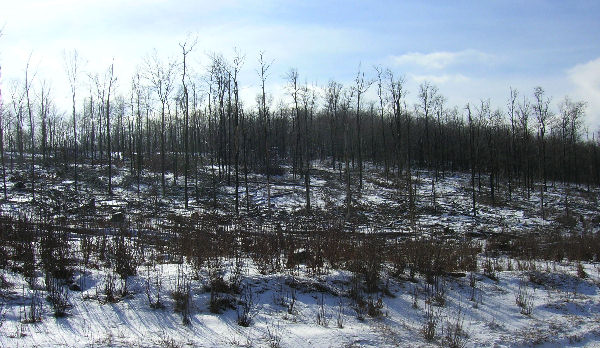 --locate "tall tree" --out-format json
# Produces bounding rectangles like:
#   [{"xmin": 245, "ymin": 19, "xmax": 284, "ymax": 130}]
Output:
[
  {"xmin": 353, "ymin": 65, "xmax": 373, "ymax": 191},
  {"xmin": 466, "ymin": 104, "xmax": 476, "ymax": 217},
  {"xmin": 179, "ymin": 38, "xmax": 196, "ymax": 209},
  {"xmin": 105, "ymin": 61, "xmax": 116, "ymax": 196},
  {"xmin": 558, "ymin": 96, "xmax": 586, "ymax": 216},
  {"xmin": 258, "ymin": 52, "xmax": 272, "ymax": 213},
  {"xmin": 287, "ymin": 68, "xmax": 300, "ymax": 180},
  {"xmin": 231, "ymin": 50, "xmax": 244, "ymax": 215},
  {"xmin": 417, "ymin": 82, "xmax": 440, "ymax": 167},
  {"xmin": 507, "ymin": 87, "xmax": 518, "ymax": 201},
  {"xmin": 24, "ymin": 55, "xmax": 37, "ymax": 202},
  {"xmin": 8, "ymin": 82, "xmax": 25, "ymax": 164},
  {"xmin": 131, "ymin": 71, "xmax": 144, "ymax": 195},
  {"xmin": 64, "ymin": 49, "xmax": 80, "ymax": 191},
  {"xmin": 342, "ymin": 88, "xmax": 354, "ymax": 218},
  {"xmin": 374, "ymin": 66, "xmax": 389, "ymax": 178},
  {"xmin": 0, "ymin": 29, "xmax": 5, "ymax": 199},
  {"xmin": 518, "ymin": 96, "xmax": 532, "ymax": 198},
  {"xmin": 145, "ymin": 51, "xmax": 176, "ymax": 196},
  {"xmin": 533, "ymin": 86, "xmax": 552, "ymax": 219},
  {"xmin": 300, "ymin": 81, "xmax": 315, "ymax": 211},
  {"xmin": 38, "ymin": 80, "xmax": 51, "ymax": 165},
  {"xmin": 325, "ymin": 81, "xmax": 342, "ymax": 171},
  {"xmin": 387, "ymin": 70, "xmax": 405, "ymax": 175},
  {"xmin": 0, "ymin": 64, "xmax": 6, "ymax": 200}
]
